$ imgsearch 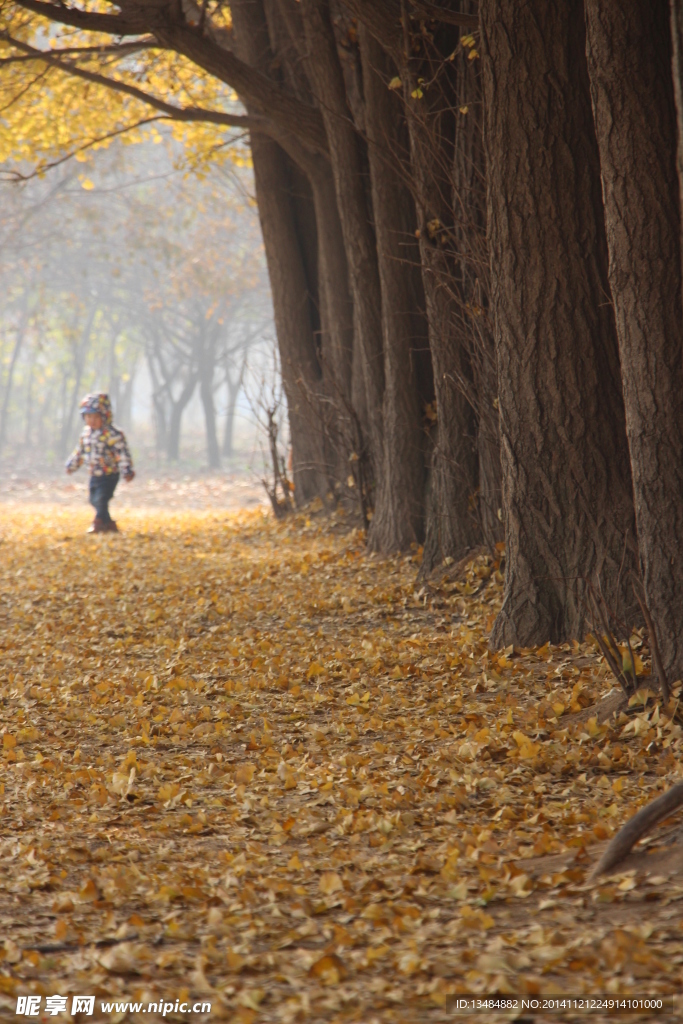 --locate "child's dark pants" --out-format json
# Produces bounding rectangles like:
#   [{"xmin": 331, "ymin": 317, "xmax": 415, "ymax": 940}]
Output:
[{"xmin": 89, "ymin": 473, "xmax": 119, "ymax": 524}]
